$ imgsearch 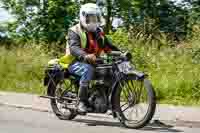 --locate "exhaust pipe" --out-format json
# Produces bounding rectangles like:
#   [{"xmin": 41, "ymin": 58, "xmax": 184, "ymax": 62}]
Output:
[{"xmin": 39, "ymin": 95, "xmax": 77, "ymax": 101}]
